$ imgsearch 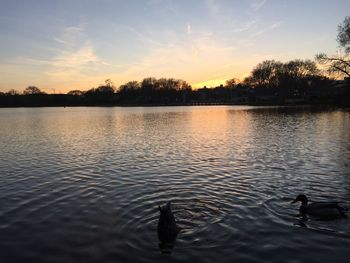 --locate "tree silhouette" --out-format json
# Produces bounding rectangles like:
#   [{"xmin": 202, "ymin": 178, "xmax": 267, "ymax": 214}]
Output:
[
  {"xmin": 85, "ymin": 80, "xmax": 116, "ymax": 104},
  {"xmin": 6, "ymin": 89, "xmax": 20, "ymax": 96},
  {"xmin": 67, "ymin": 90, "xmax": 84, "ymax": 96},
  {"xmin": 0, "ymin": 68, "xmax": 345, "ymax": 107},
  {"xmin": 23, "ymin": 86, "xmax": 44, "ymax": 95},
  {"xmin": 104, "ymin": 79, "xmax": 114, "ymax": 88},
  {"xmin": 316, "ymin": 17, "xmax": 350, "ymax": 77},
  {"xmin": 282, "ymin": 60, "xmax": 319, "ymax": 80},
  {"xmin": 243, "ymin": 60, "xmax": 283, "ymax": 88},
  {"xmin": 225, "ymin": 78, "xmax": 239, "ymax": 88},
  {"xmin": 338, "ymin": 16, "xmax": 350, "ymax": 53}
]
